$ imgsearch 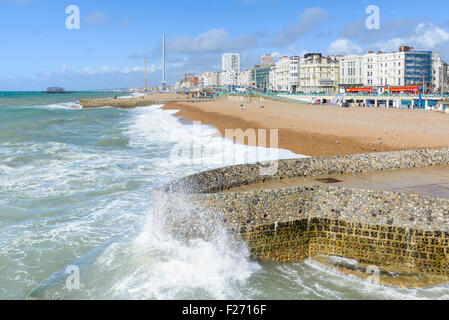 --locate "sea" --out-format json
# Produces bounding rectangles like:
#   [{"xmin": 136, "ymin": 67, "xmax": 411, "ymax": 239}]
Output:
[{"xmin": 0, "ymin": 91, "xmax": 448, "ymax": 300}]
